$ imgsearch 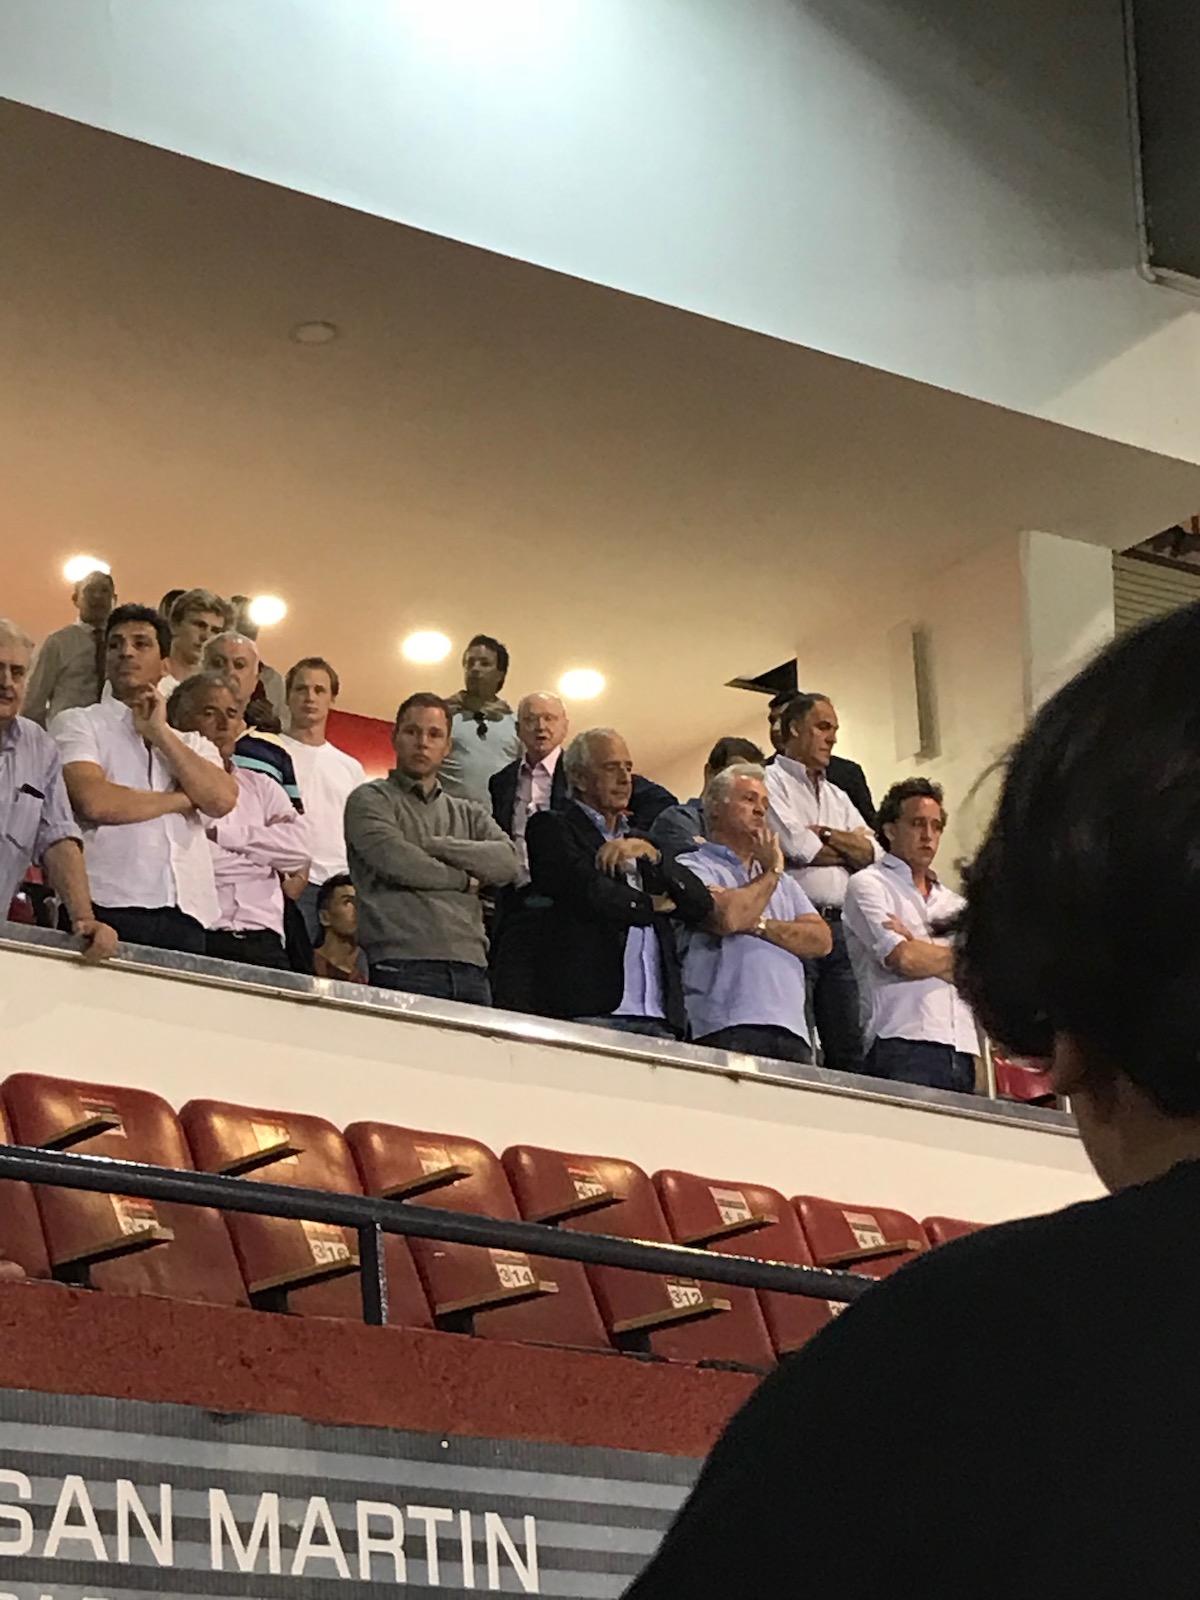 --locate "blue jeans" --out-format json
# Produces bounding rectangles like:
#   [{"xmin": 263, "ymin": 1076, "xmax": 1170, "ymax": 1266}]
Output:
[
  {"xmin": 697, "ymin": 1025, "xmax": 813, "ymax": 1071},
  {"xmin": 573, "ymin": 1015, "xmax": 679, "ymax": 1041},
  {"xmin": 370, "ymin": 959, "xmax": 492, "ymax": 1006},
  {"xmin": 804, "ymin": 918, "xmax": 865, "ymax": 1073},
  {"xmin": 866, "ymin": 1036, "xmax": 975, "ymax": 1094}
]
